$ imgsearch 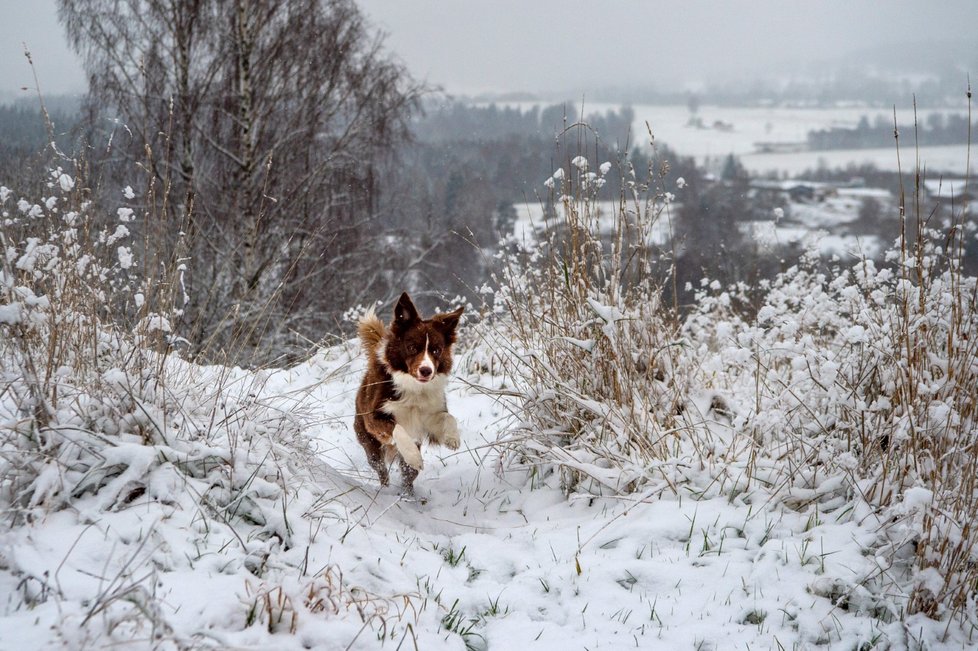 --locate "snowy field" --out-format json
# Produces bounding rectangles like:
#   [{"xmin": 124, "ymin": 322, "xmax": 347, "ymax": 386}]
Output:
[
  {"xmin": 495, "ymin": 102, "xmax": 974, "ymax": 175},
  {"xmin": 629, "ymin": 104, "xmax": 971, "ymax": 176},
  {"xmin": 2, "ymin": 334, "xmax": 974, "ymax": 650},
  {"xmin": 739, "ymin": 144, "xmax": 972, "ymax": 177}
]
